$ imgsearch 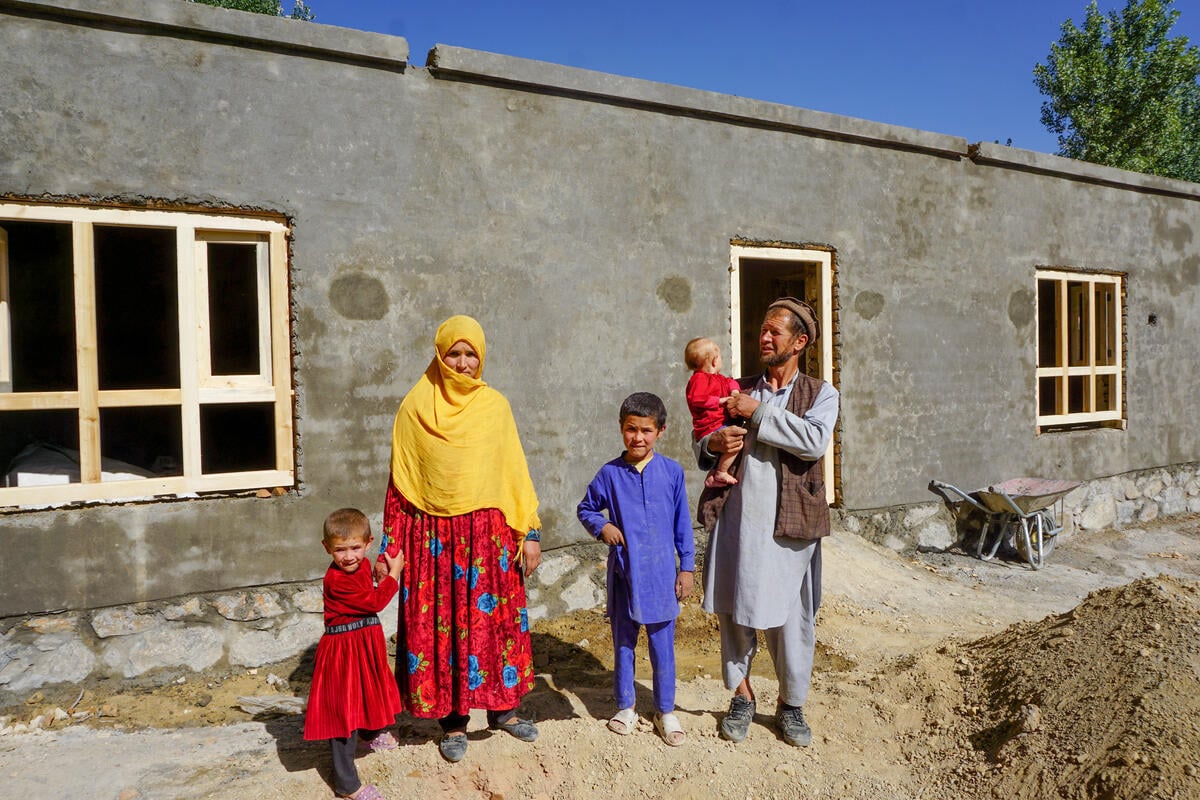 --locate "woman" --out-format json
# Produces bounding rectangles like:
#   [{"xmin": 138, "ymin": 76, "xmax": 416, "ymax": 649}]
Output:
[{"xmin": 378, "ymin": 315, "xmax": 542, "ymax": 763}]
